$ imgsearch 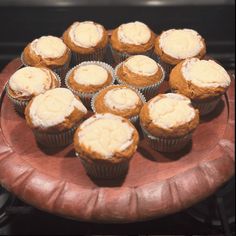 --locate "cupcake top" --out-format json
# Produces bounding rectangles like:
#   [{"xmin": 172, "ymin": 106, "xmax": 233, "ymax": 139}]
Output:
[
  {"xmin": 140, "ymin": 93, "xmax": 199, "ymax": 137},
  {"xmin": 182, "ymin": 58, "xmax": 231, "ymax": 88},
  {"xmin": 159, "ymin": 29, "xmax": 204, "ymax": 59},
  {"xmin": 31, "ymin": 36, "xmax": 67, "ymax": 59},
  {"xmin": 116, "ymin": 55, "xmax": 164, "ymax": 87},
  {"xmin": 68, "ymin": 21, "xmax": 103, "ymax": 48},
  {"xmin": 27, "ymin": 88, "xmax": 87, "ymax": 129},
  {"xmin": 76, "ymin": 113, "xmax": 137, "ymax": 158},
  {"xmin": 118, "ymin": 21, "xmax": 151, "ymax": 45},
  {"xmin": 66, "ymin": 62, "xmax": 114, "ymax": 93},
  {"xmin": 124, "ymin": 55, "xmax": 158, "ymax": 76},
  {"xmin": 93, "ymin": 85, "xmax": 144, "ymax": 119},
  {"xmin": 8, "ymin": 67, "xmax": 59, "ymax": 98},
  {"xmin": 148, "ymin": 93, "xmax": 195, "ymax": 129}
]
